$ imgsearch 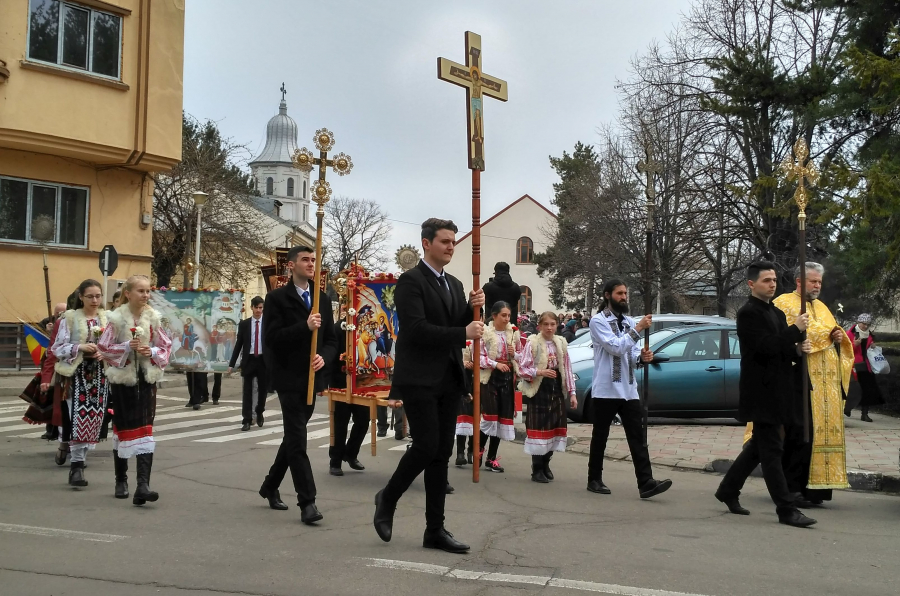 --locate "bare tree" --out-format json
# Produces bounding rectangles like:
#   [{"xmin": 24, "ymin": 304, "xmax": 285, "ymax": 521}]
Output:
[
  {"xmin": 152, "ymin": 115, "xmax": 269, "ymax": 289},
  {"xmin": 322, "ymin": 196, "xmax": 393, "ymax": 273}
]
